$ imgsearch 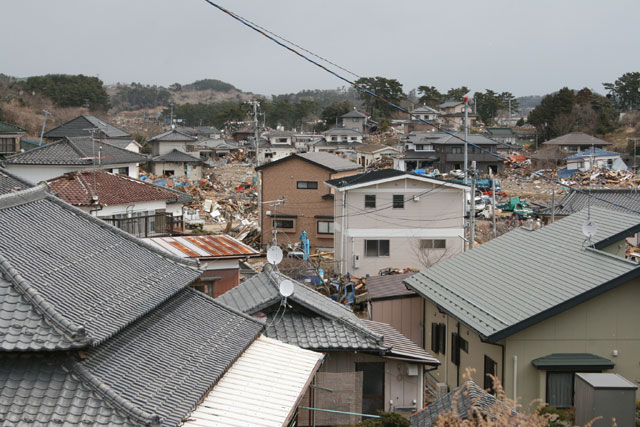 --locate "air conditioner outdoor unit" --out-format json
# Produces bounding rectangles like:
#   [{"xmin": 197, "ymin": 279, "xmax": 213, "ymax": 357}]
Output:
[{"xmin": 353, "ymin": 254, "xmax": 360, "ymax": 268}]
